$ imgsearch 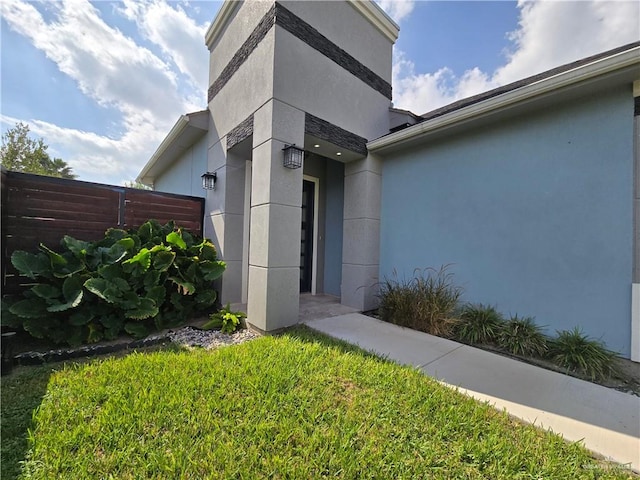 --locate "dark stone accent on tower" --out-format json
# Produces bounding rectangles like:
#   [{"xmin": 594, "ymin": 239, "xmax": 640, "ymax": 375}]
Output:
[
  {"xmin": 274, "ymin": 3, "xmax": 392, "ymax": 100},
  {"xmin": 207, "ymin": 2, "xmax": 392, "ymax": 102},
  {"xmin": 207, "ymin": 4, "xmax": 276, "ymax": 102},
  {"xmin": 227, "ymin": 115, "xmax": 254, "ymax": 149},
  {"xmin": 305, "ymin": 113, "xmax": 368, "ymax": 156}
]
